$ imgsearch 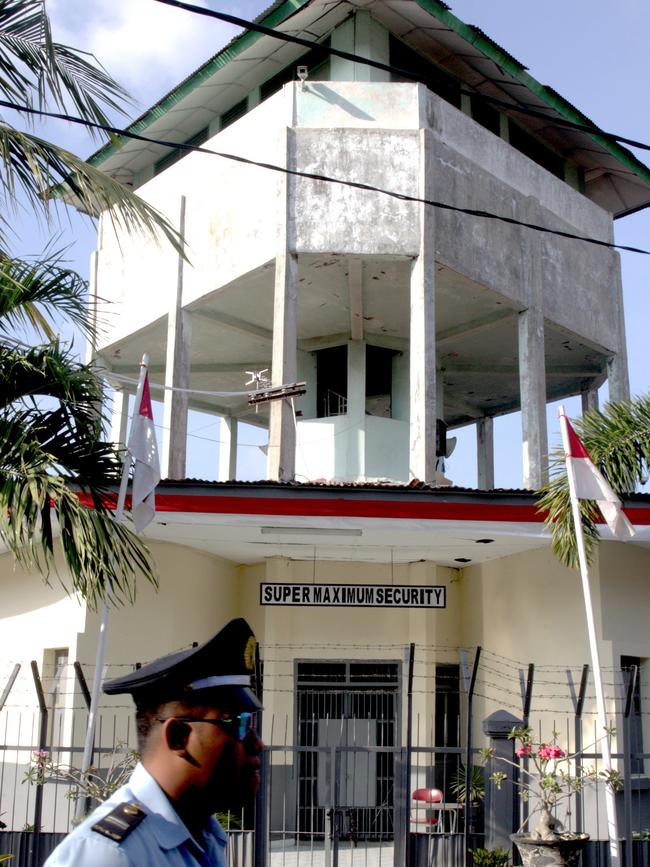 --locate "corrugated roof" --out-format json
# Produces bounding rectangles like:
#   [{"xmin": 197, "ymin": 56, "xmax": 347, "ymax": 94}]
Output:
[{"xmin": 85, "ymin": 0, "xmax": 650, "ymax": 216}]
